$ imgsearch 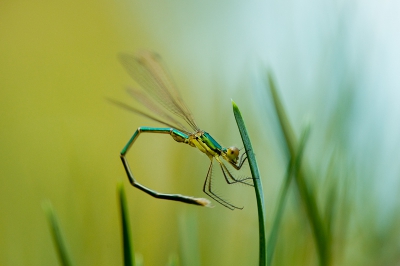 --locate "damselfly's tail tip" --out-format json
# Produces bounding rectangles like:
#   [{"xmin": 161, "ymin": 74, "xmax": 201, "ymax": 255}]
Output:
[{"xmin": 195, "ymin": 198, "xmax": 213, "ymax": 208}]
